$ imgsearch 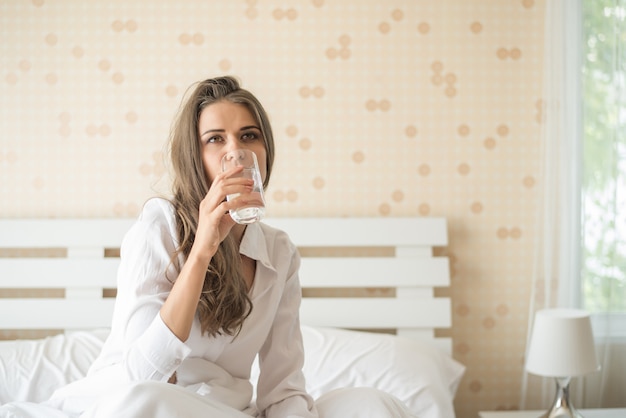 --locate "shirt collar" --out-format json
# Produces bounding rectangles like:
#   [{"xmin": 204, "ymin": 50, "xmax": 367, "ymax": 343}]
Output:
[{"xmin": 239, "ymin": 222, "xmax": 276, "ymax": 272}]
